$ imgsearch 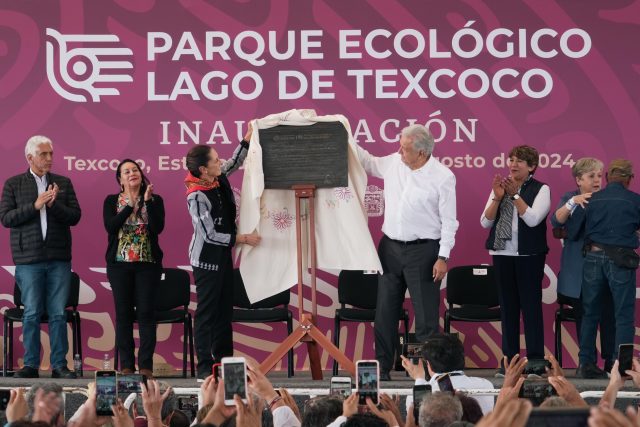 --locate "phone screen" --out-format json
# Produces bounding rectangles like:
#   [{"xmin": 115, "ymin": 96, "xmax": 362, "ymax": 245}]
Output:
[
  {"xmin": 525, "ymin": 408, "xmax": 589, "ymax": 427},
  {"xmin": 330, "ymin": 378, "xmax": 352, "ymax": 397},
  {"xmin": 437, "ymin": 374, "xmax": 454, "ymax": 394},
  {"xmin": 357, "ymin": 361, "xmax": 379, "ymax": 405},
  {"xmin": 178, "ymin": 395, "xmax": 199, "ymax": 420},
  {"xmin": 96, "ymin": 371, "xmax": 117, "ymax": 416},
  {"xmin": 518, "ymin": 380, "xmax": 557, "ymax": 406},
  {"xmin": 117, "ymin": 374, "xmax": 145, "ymax": 416},
  {"xmin": 223, "ymin": 361, "xmax": 247, "ymax": 401},
  {"xmin": 404, "ymin": 343, "xmax": 423, "ymax": 365},
  {"xmin": 413, "ymin": 385, "xmax": 431, "ymax": 421},
  {"xmin": 0, "ymin": 389, "xmax": 10, "ymax": 411},
  {"xmin": 618, "ymin": 344, "xmax": 634, "ymax": 375}
]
